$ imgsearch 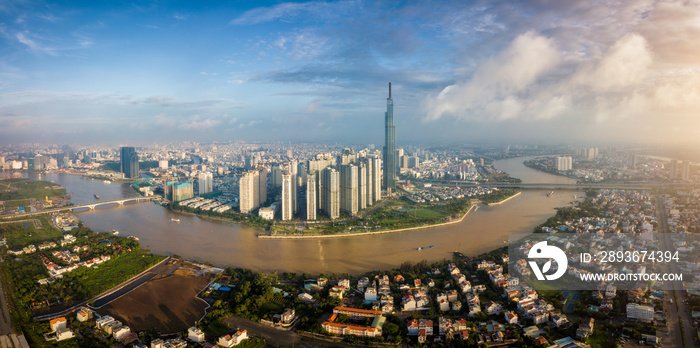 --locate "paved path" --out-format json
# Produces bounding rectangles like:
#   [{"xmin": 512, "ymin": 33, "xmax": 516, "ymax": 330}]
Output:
[
  {"xmin": 222, "ymin": 316, "xmax": 351, "ymax": 348},
  {"xmin": 0, "ymin": 255, "xmax": 15, "ymax": 335}
]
